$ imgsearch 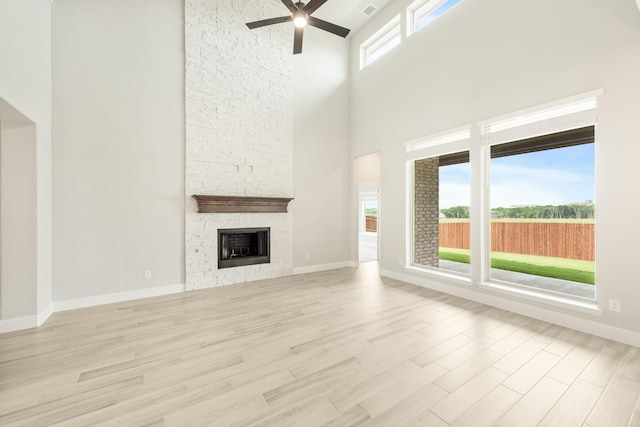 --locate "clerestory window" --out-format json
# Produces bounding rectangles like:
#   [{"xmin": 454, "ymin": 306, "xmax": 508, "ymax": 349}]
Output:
[
  {"xmin": 360, "ymin": 15, "xmax": 401, "ymax": 69},
  {"xmin": 407, "ymin": 0, "xmax": 461, "ymax": 37}
]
